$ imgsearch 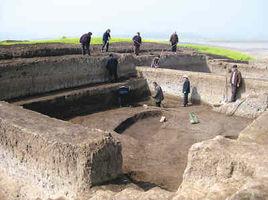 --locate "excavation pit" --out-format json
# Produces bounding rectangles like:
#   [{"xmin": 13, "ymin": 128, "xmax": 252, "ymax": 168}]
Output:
[
  {"xmin": 68, "ymin": 103, "xmax": 251, "ymax": 191},
  {"xmin": 0, "ymin": 43, "xmax": 267, "ymax": 199}
]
